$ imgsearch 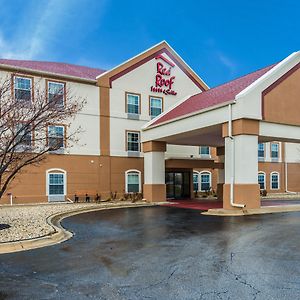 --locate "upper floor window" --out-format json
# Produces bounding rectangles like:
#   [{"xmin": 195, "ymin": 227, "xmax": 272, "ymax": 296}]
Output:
[
  {"xmin": 199, "ymin": 146, "xmax": 210, "ymax": 156},
  {"xmin": 126, "ymin": 92, "xmax": 140, "ymax": 115},
  {"xmin": 271, "ymin": 172, "xmax": 279, "ymax": 189},
  {"xmin": 48, "ymin": 81, "xmax": 65, "ymax": 107},
  {"xmin": 126, "ymin": 131, "xmax": 140, "ymax": 152},
  {"xmin": 258, "ymin": 143, "xmax": 265, "ymax": 159},
  {"xmin": 258, "ymin": 172, "xmax": 266, "ymax": 190},
  {"xmin": 271, "ymin": 143, "xmax": 279, "ymax": 159},
  {"xmin": 14, "ymin": 76, "xmax": 32, "ymax": 102},
  {"xmin": 48, "ymin": 125, "xmax": 65, "ymax": 149},
  {"xmin": 16, "ymin": 123, "xmax": 32, "ymax": 147},
  {"xmin": 149, "ymin": 96, "xmax": 163, "ymax": 118}
]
